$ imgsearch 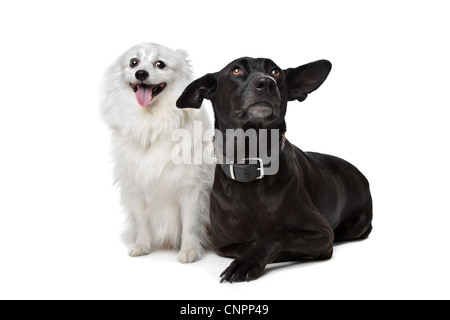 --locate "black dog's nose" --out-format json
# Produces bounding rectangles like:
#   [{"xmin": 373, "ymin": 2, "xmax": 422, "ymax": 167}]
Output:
[
  {"xmin": 255, "ymin": 77, "xmax": 277, "ymax": 93},
  {"xmin": 135, "ymin": 70, "xmax": 149, "ymax": 81}
]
